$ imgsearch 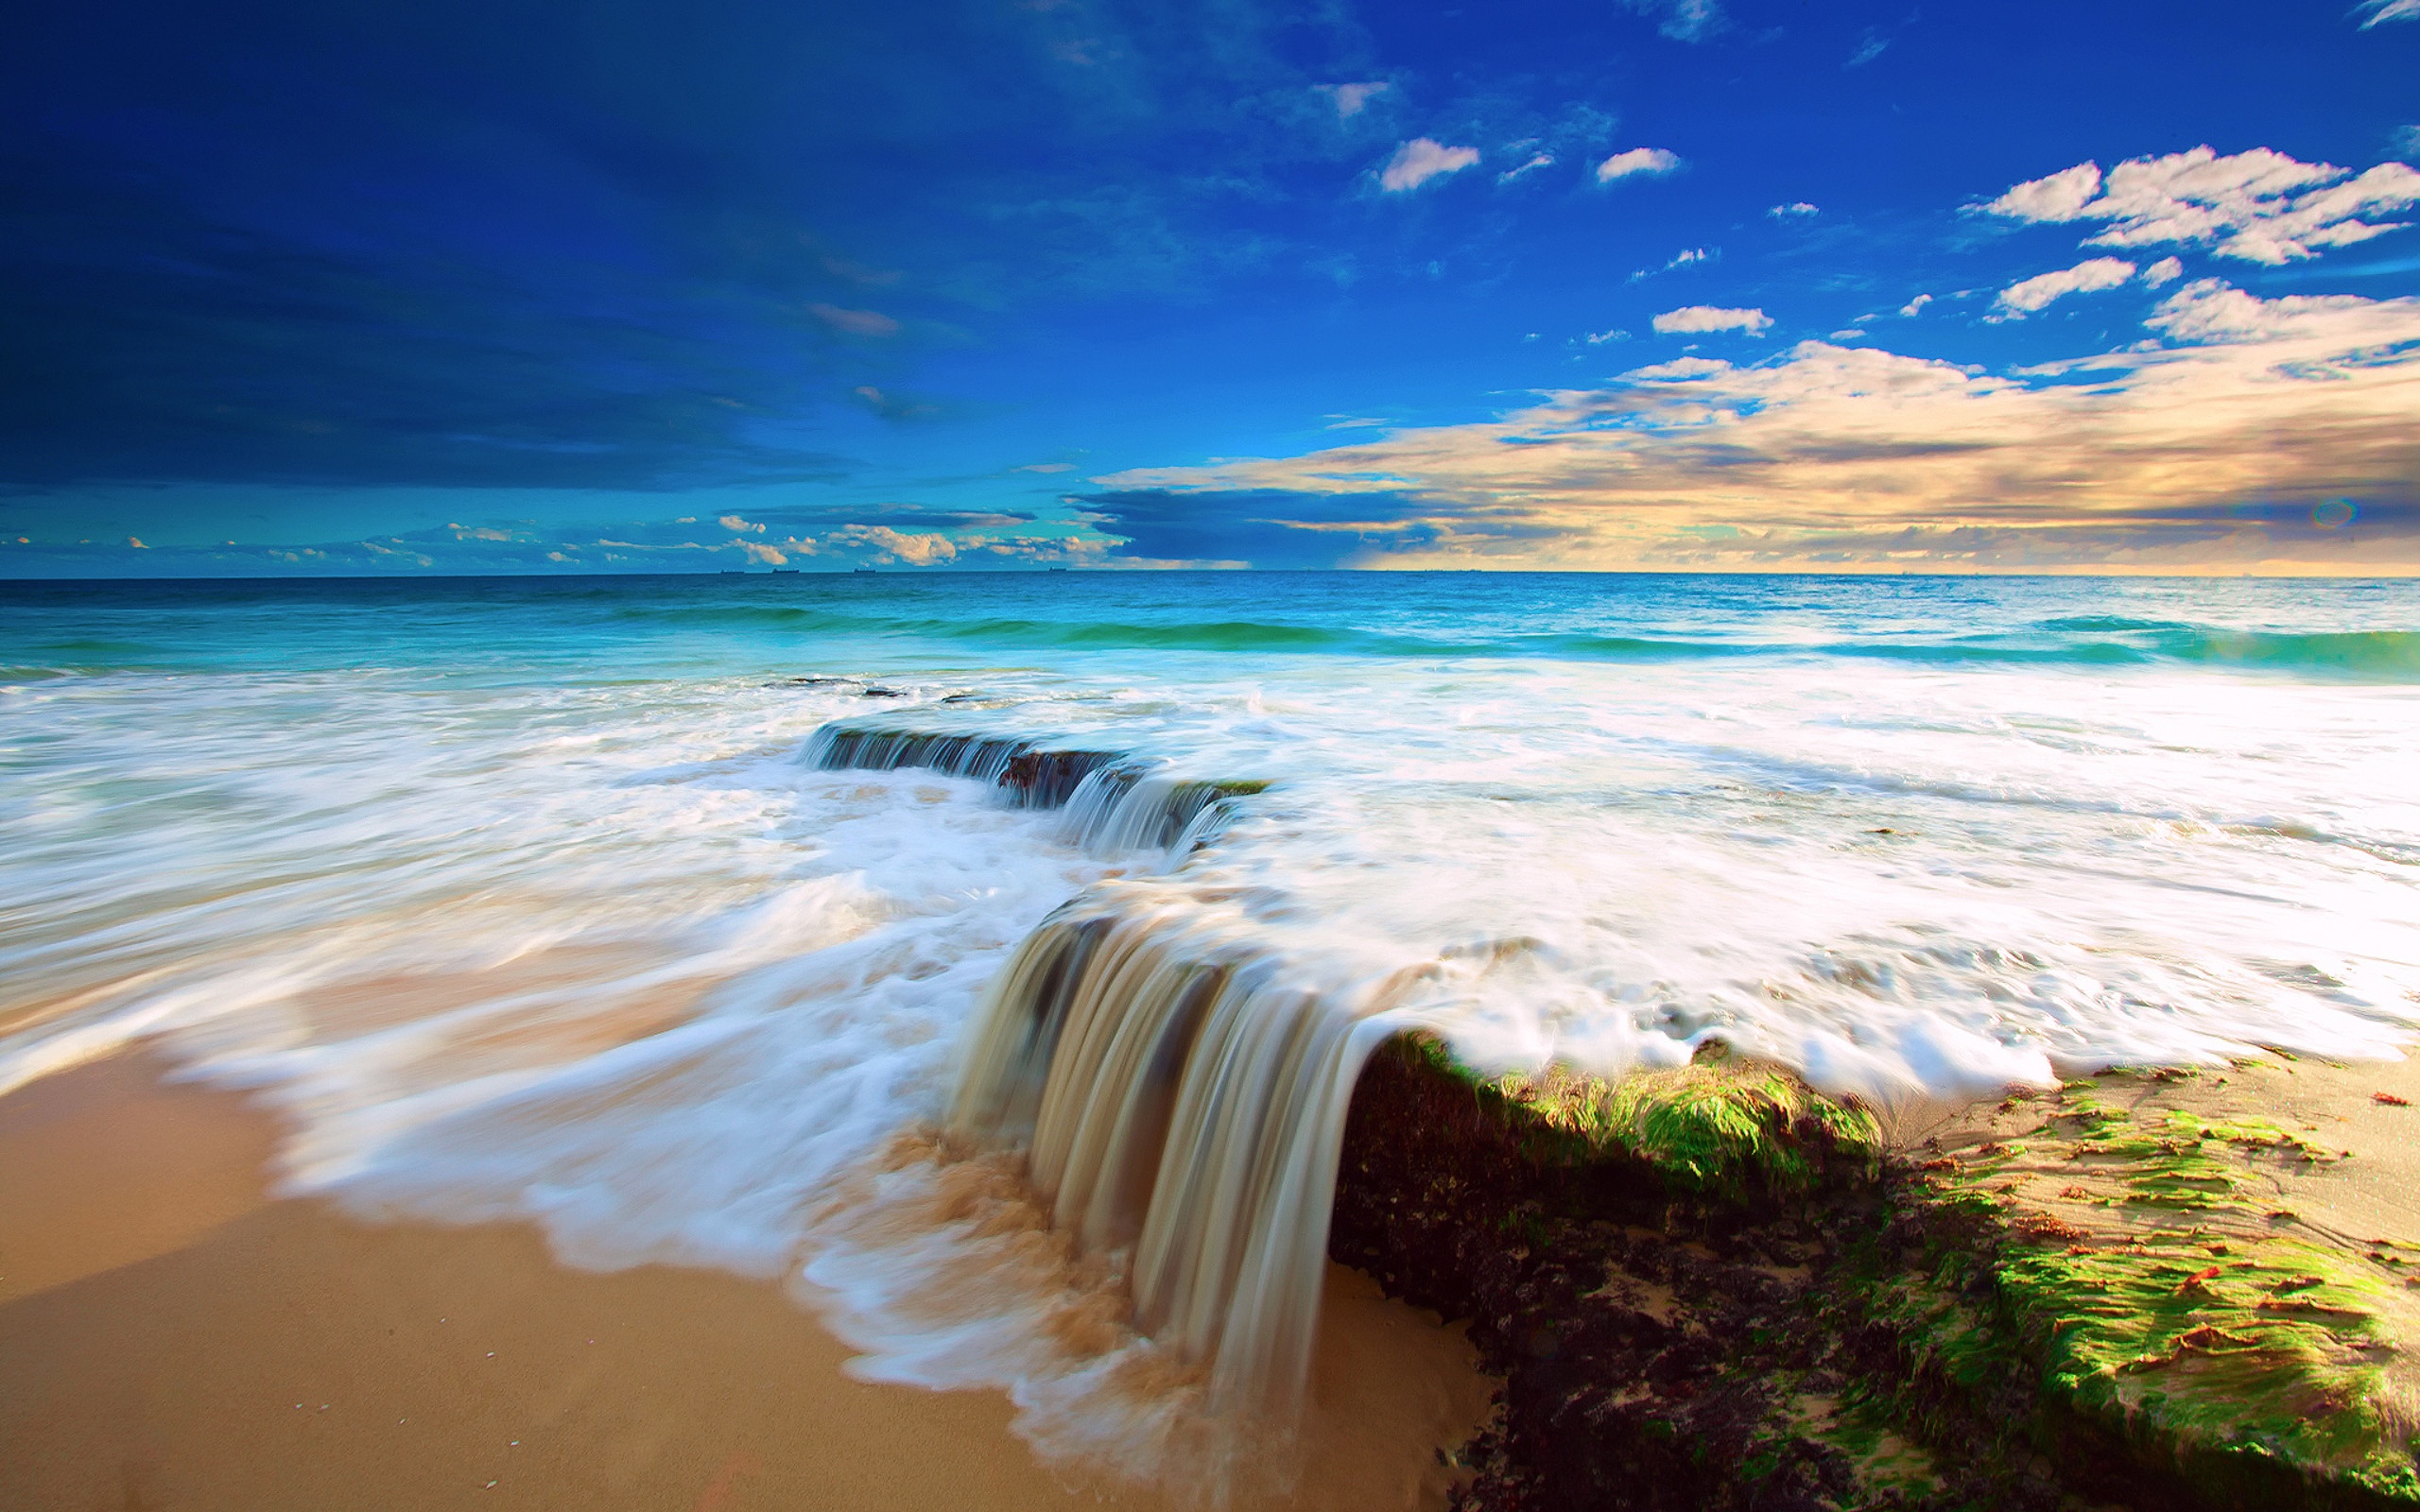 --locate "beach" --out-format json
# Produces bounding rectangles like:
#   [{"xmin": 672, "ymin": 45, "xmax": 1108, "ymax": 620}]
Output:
[
  {"xmin": 0, "ymin": 1053, "xmax": 1489, "ymax": 1511},
  {"xmin": 4, "ymin": 572, "xmax": 2416, "ymax": 1503}
]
